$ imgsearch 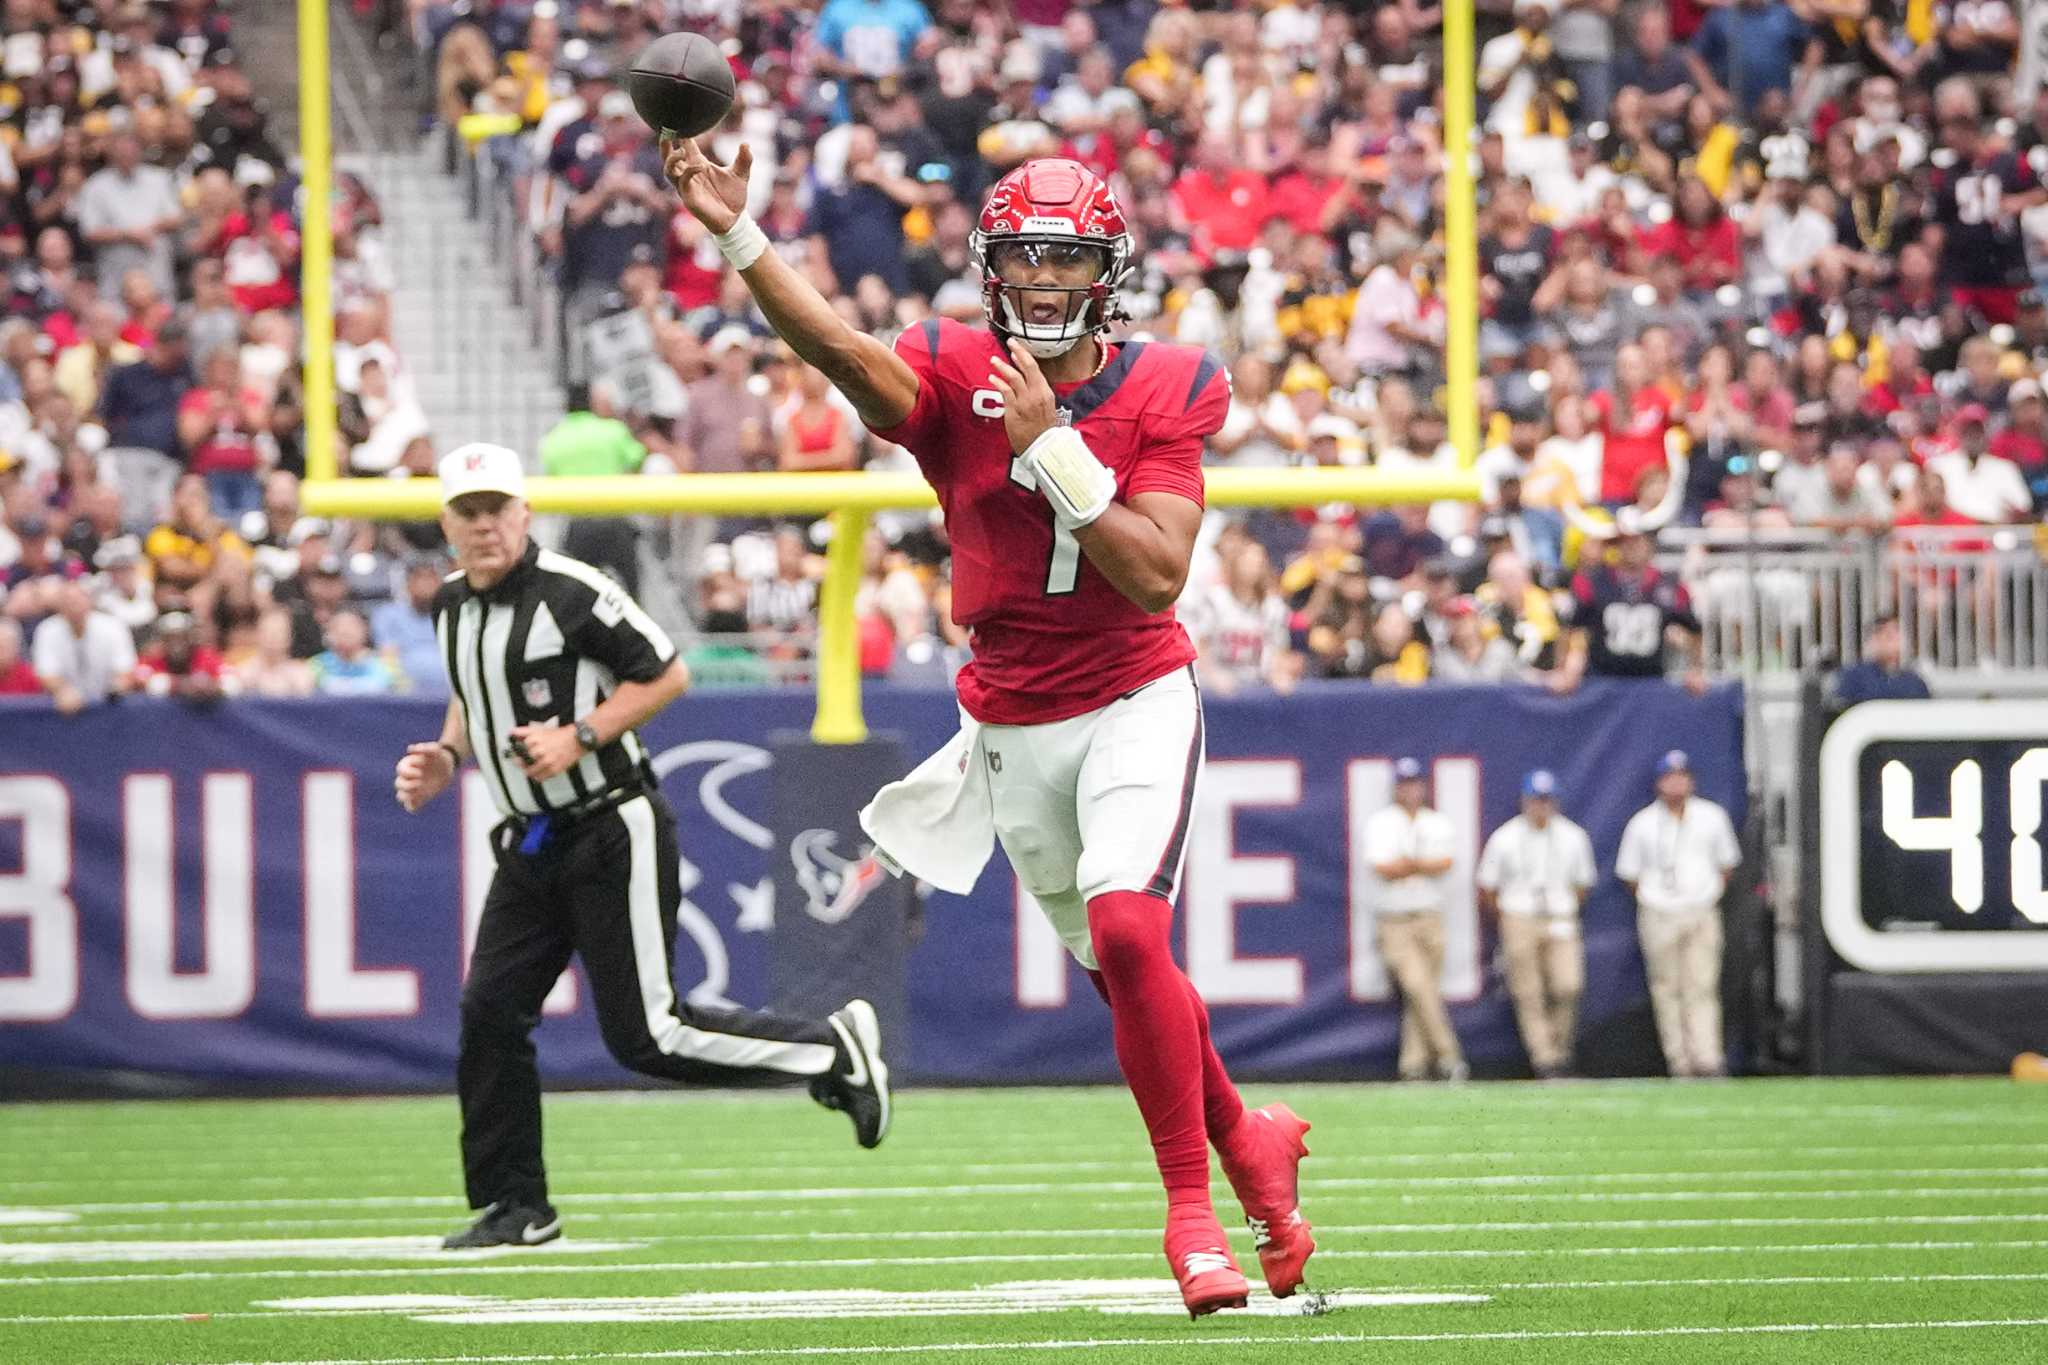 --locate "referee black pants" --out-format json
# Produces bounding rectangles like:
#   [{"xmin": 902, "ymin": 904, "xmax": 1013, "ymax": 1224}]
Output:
[{"xmin": 457, "ymin": 790, "xmax": 841, "ymax": 1211}]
